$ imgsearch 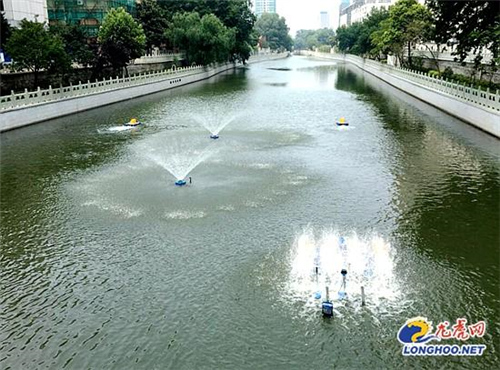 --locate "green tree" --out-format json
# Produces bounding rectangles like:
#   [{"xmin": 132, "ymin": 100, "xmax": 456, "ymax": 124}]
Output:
[
  {"xmin": 165, "ymin": 12, "xmax": 234, "ymax": 65},
  {"xmin": 316, "ymin": 28, "xmax": 335, "ymax": 47},
  {"xmin": 98, "ymin": 7, "xmax": 146, "ymax": 73},
  {"xmin": 294, "ymin": 30, "xmax": 313, "ymax": 50},
  {"xmin": 49, "ymin": 23, "xmax": 94, "ymax": 66},
  {"xmin": 255, "ymin": 13, "xmax": 292, "ymax": 51},
  {"xmin": 159, "ymin": 0, "xmax": 255, "ymax": 63},
  {"xmin": 136, "ymin": 0, "xmax": 169, "ymax": 52},
  {"xmin": 294, "ymin": 29, "xmax": 335, "ymax": 50},
  {"xmin": 372, "ymin": 0, "xmax": 434, "ymax": 68},
  {"xmin": 213, "ymin": 0, "xmax": 256, "ymax": 63},
  {"xmin": 426, "ymin": 0, "xmax": 499, "ymax": 77},
  {"xmin": 336, "ymin": 23, "xmax": 362, "ymax": 54},
  {"xmin": 1, "ymin": 11, "xmax": 12, "ymax": 50},
  {"xmin": 357, "ymin": 8, "xmax": 389, "ymax": 58},
  {"xmin": 5, "ymin": 20, "xmax": 71, "ymax": 88}
]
